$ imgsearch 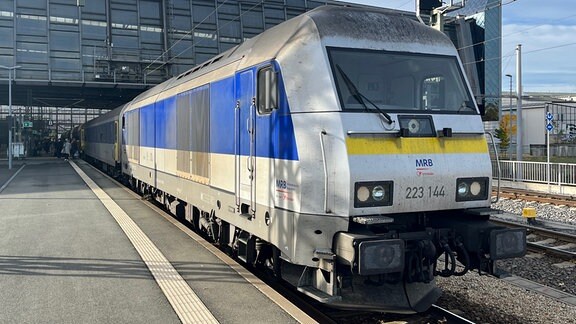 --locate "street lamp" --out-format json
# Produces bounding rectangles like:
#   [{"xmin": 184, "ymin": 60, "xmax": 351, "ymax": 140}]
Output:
[
  {"xmin": 505, "ymin": 74, "xmax": 513, "ymax": 158},
  {"xmin": 1, "ymin": 65, "xmax": 22, "ymax": 170}
]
